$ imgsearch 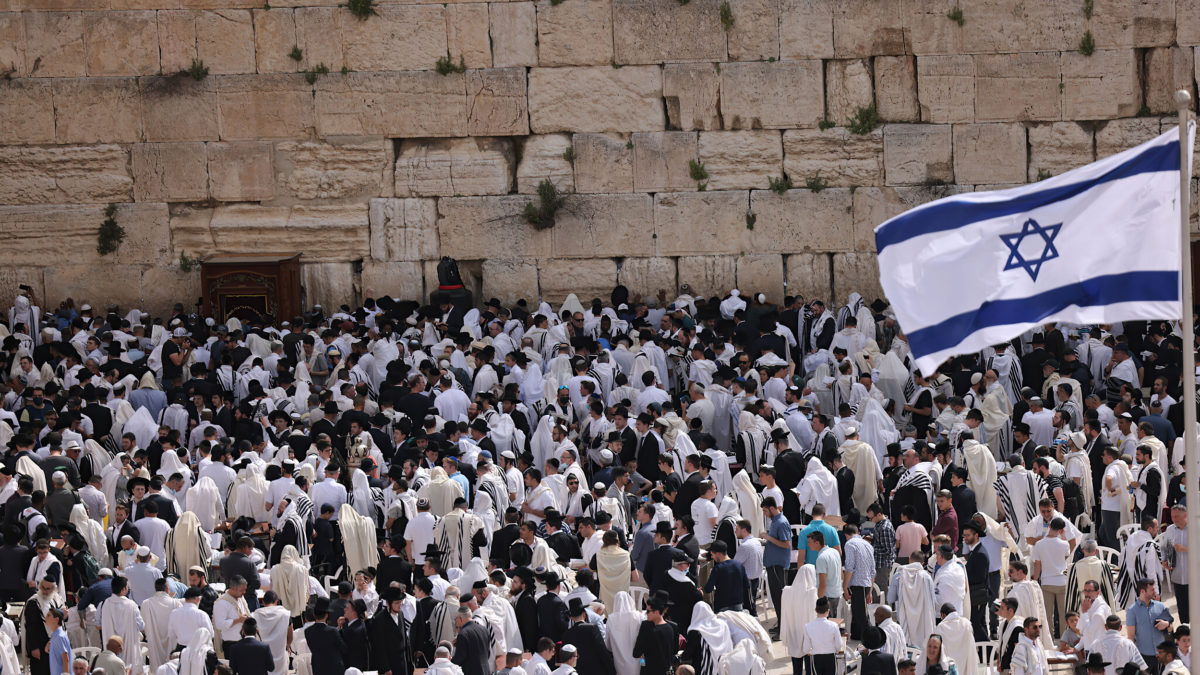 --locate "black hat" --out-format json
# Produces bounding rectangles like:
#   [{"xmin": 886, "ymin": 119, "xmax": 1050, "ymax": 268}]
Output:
[
  {"xmin": 311, "ymin": 597, "xmax": 331, "ymax": 615},
  {"xmin": 470, "ymin": 418, "xmax": 490, "ymax": 434},
  {"xmin": 509, "ymin": 542, "xmax": 533, "ymax": 568},
  {"xmin": 323, "ymin": 401, "xmax": 339, "ymax": 415},
  {"xmin": 862, "ymin": 626, "xmax": 886, "ymax": 650},
  {"xmin": 885, "ymin": 442, "xmax": 902, "ymax": 458},
  {"xmin": 568, "ymin": 597, "xmax": 586, "ymax": 617},
  {"xmin": 647, "ymin": 590, "xmax": 673, "ymax": 610},
  {"xmin": 511, "ymin": 566, "xmax": 535, "ymax": 584},
  {"xmin": 126, "ymin": 476, "xmax": 150, "ymax": 492},
  {"xmin": 769, "ymin": 428, "xmax": 789, "ymax": 443},
  {"xmin": 542, "ymin": 571, "xmax": 560, "ymax": 587},
  {"xmin": 382, "ymin": 586, "xmax": 403, "ymax": 602},
  {"xmin": 869, "ymin": 298, "xmax": 889, "ymax": 314},
  {"xmin": 1012, "ymin": 422, "xmax": 1031, "ymax": 434},
  {"xmin": 671, "ymin": 549, "xmax": 690, "ymax": 564},
  {"xmin": 1082, "ymin": 653, "xmax": 1111, "ymax": 670},
  {"xmin": 471, "ymin": 580, "xmax": 488, "ymax": 590},
  {"xmin": 422, "ymin": 544, "xmax": 444, "ymax": 560},
  {"xmin": 962, "ymin": 521, "xmax": 986, "ymax": 536},
  {"xmin": 654, "ymin": 521, "xmax": 673, "ymax": 538}
]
